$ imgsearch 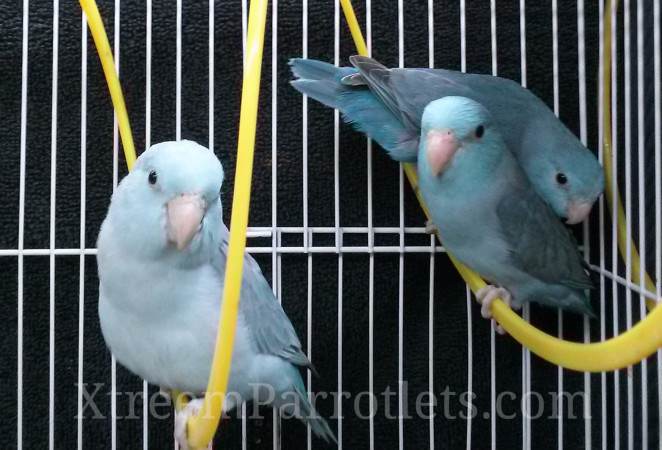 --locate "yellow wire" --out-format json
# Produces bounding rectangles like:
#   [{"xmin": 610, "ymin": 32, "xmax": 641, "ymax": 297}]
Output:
[
  {"xmin": 185, "ymin": 0, "xmax": 269, "ymax": 448},
  {"xmin": 79, "ymin": 0, "xmax": 136, "ymax": 171},
  {"xmin": 81, "ymin": 0, "xmax": 268, "ymax": 447},
  {"xmin": 601, "ymin": 0, "xmax": 657, "ymax": 310},
  {"xmin": 340, "ymin": 0, "xmax": 662, "ymax": 372}
]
